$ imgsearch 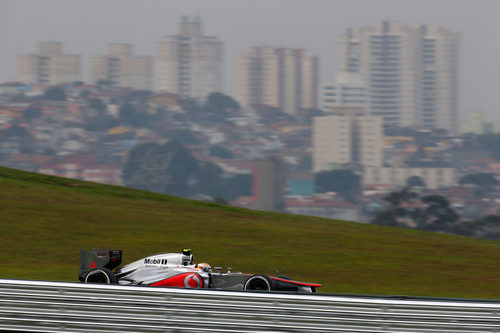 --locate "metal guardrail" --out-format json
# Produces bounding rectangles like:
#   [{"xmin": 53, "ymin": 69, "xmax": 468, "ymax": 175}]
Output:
[{"xmin": 0, "ymin": 279, "xmax": 499, "ymax": 332}]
